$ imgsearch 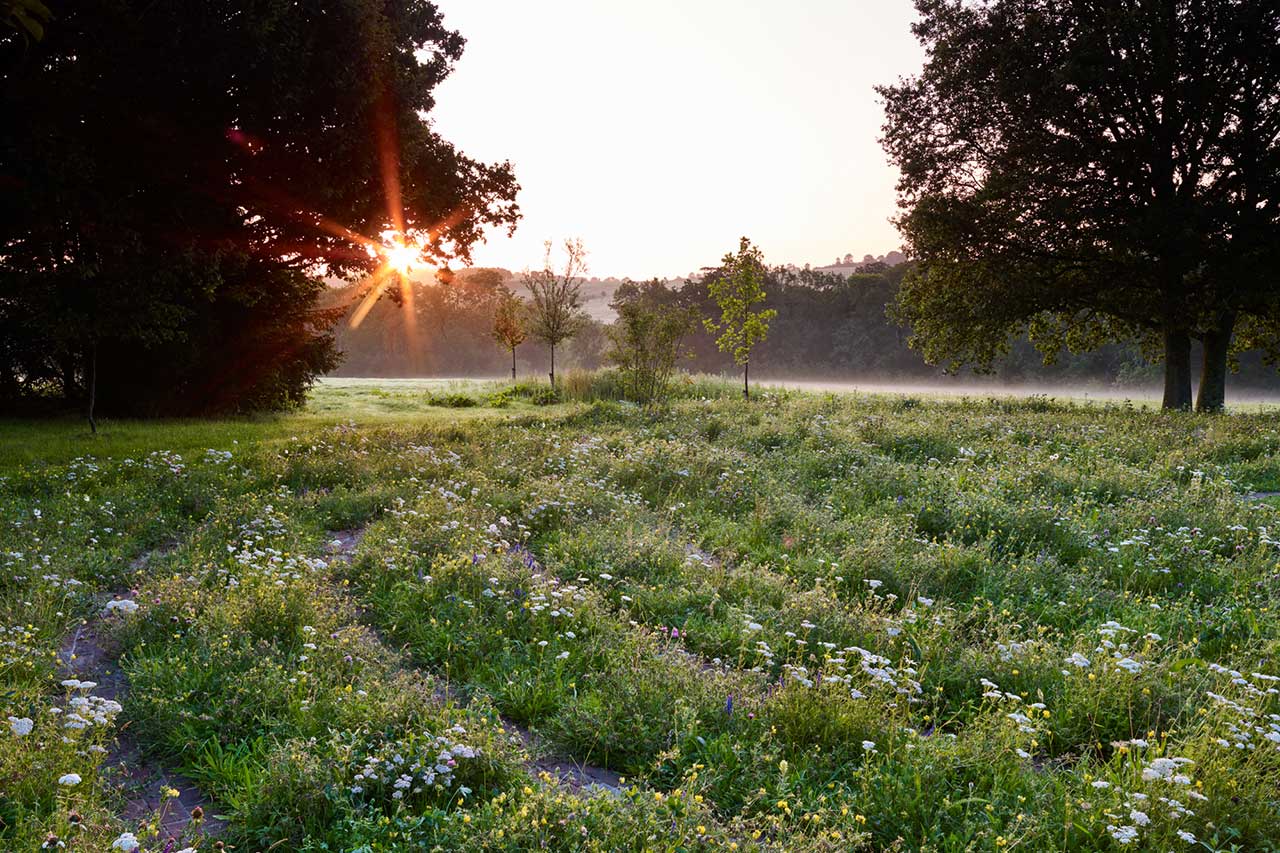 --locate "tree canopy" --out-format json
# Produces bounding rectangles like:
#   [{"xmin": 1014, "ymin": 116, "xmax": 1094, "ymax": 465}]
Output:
[
  {"xmin": 879, "ymin": 0, "xmax": 1280, "ymax": 410},
  {"xmin": 0, "ymin": 0, "xmax": 518, "ymax": 415}
]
